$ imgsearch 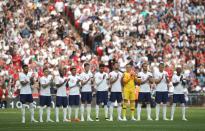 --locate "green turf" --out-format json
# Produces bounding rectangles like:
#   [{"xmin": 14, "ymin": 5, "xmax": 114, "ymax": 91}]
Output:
[{"xmin": 0, "ymin": 107, "xmax": 205, "ymax": 131}]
